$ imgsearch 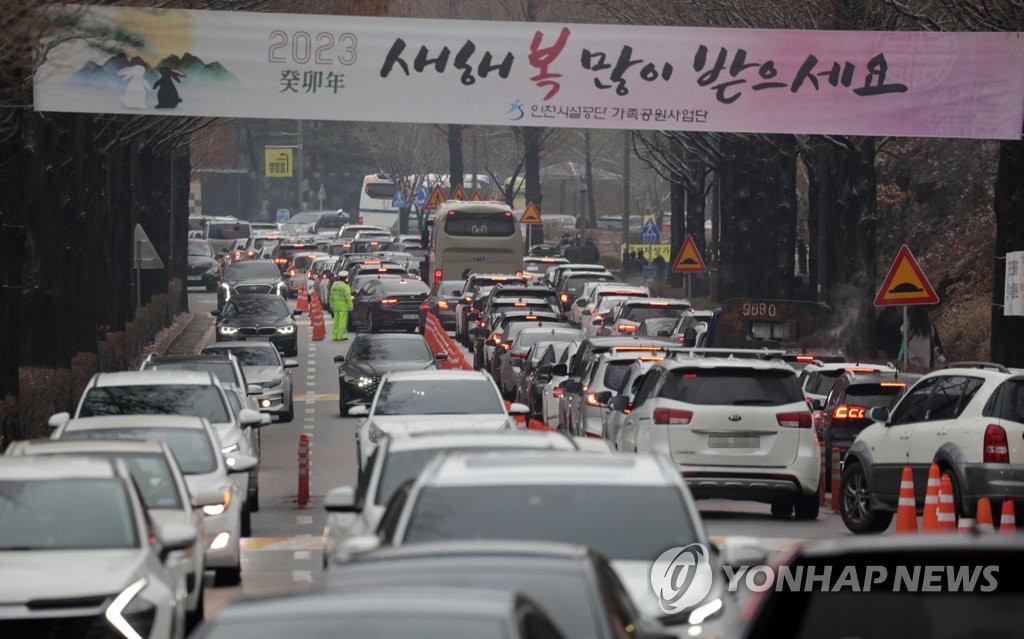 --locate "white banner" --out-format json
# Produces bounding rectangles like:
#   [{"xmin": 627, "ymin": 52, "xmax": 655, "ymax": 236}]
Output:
[
  {"xmin": 1005, "ymin": 251, "xmax": 1024, "ymax": 317},
  {"xmin": 33, "ymin": 6, "xmax": 1024, "ymax": 139}
]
